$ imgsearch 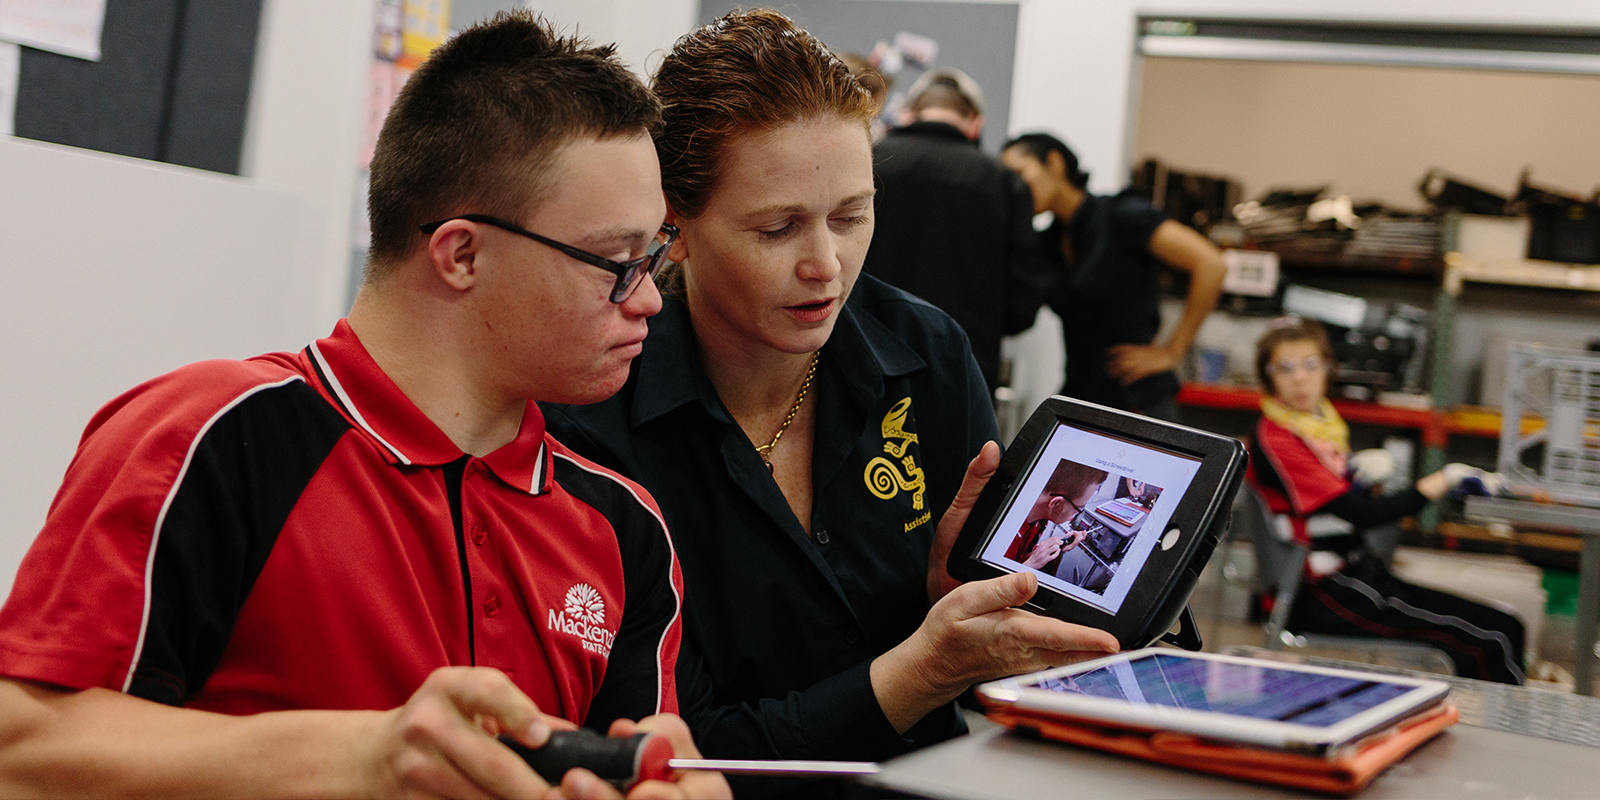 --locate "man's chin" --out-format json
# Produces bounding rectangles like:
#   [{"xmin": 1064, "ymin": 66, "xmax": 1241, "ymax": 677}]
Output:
[{"xmin": 551, "ymin": 370, "xmax": 632, "ymax": 406}]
